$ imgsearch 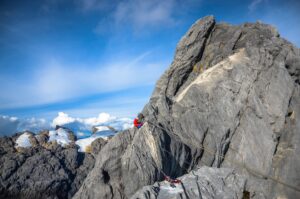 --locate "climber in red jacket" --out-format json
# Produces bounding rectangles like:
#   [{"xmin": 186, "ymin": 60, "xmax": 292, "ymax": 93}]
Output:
[{"xmin": 134, "ymin": 113, "xmax": 144, "ymax": 129}]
